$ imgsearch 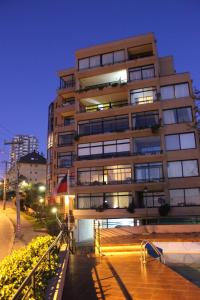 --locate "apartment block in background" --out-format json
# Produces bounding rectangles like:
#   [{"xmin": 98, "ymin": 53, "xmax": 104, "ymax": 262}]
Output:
[
  {"xmin": 47, "ymin": 33, "xmax": 200, "ymax": 243},
  {"xmin": 9, "ymin": 135, "xmax": 38, "ymax": 168}
]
